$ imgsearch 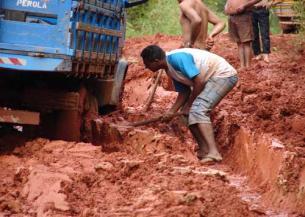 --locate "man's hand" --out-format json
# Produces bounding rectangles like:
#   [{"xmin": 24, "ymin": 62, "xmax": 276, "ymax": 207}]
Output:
[
  {"xmin": 206, "ymin": 36, "xmax": 214, "ymax": 51},
  {"xmin": 236, "ymin": 5, "xmax": 246, "ymax": 14},
  {"xmin": 181, "ymin": 105, "xmax": 190, "ymax": 115},
  {"xmin": 254, "ymin": 0, "xmax": 273, "ymax": 8},
  {"xmin": 266, "ymin": 1, "xmax": 273, "ymax": 8},
  {"xmin": 160, "ymin": 111, "xmax": 175, "ymax": 122},
  {"xmin": 181, "ymin": 41, "xmax": 193, "ymax": 48}
]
